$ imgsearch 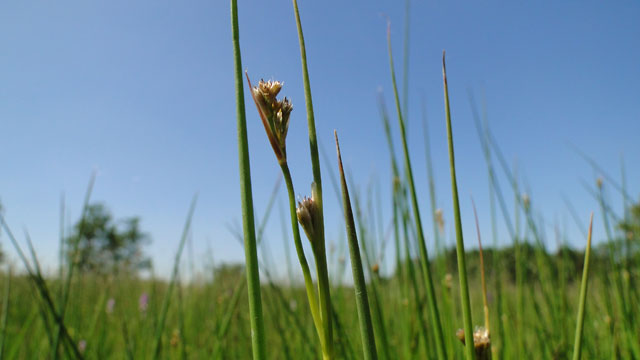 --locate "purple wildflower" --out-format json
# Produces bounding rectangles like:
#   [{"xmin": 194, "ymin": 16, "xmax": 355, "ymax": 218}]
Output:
[
  {"xmin": 139, "ymin": 292, "xmax": 149, "ymax": 313},
  {"xmin": 106, "ymin": 298, "xmax": 115, "ymax": 314},
  {"xmin": 78, "ymin": 340, "xmax": 87, "ymax": 354}
]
